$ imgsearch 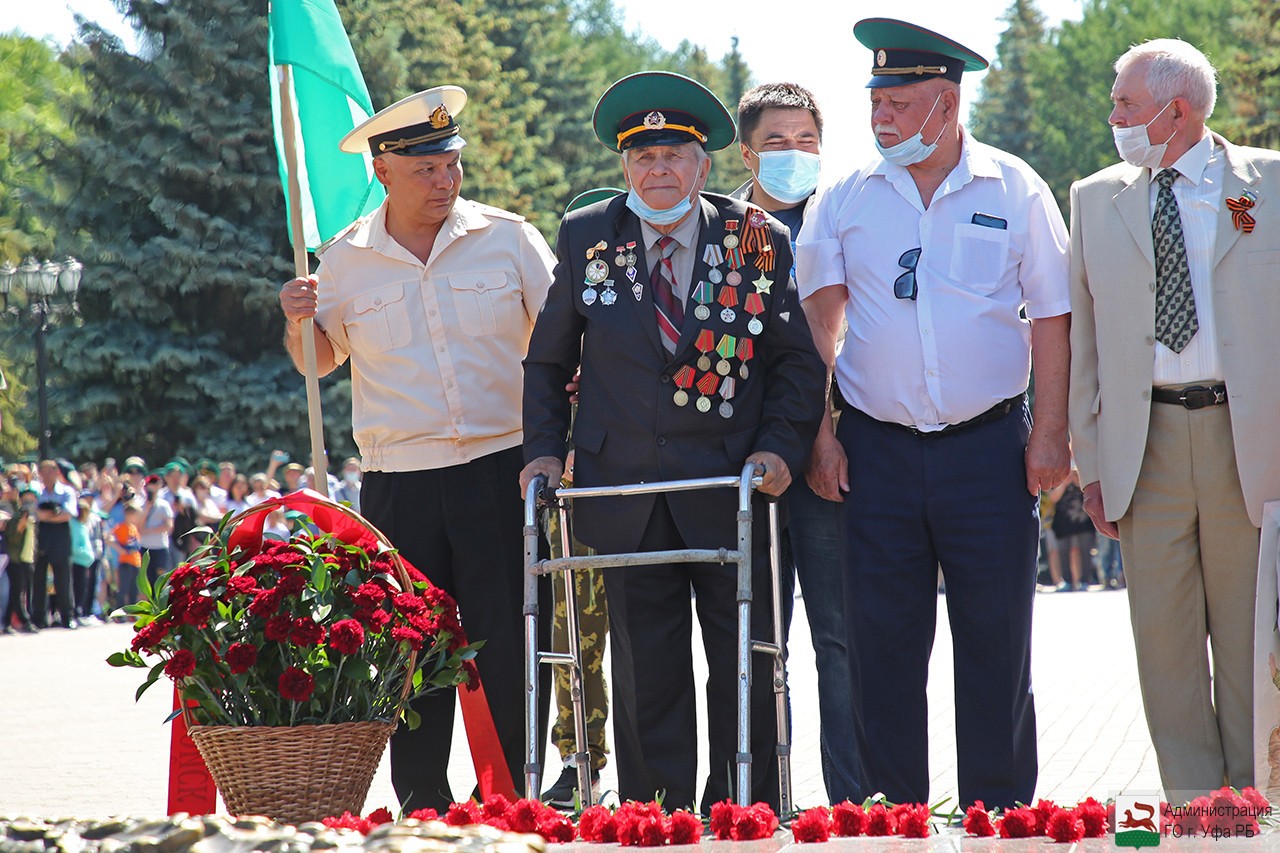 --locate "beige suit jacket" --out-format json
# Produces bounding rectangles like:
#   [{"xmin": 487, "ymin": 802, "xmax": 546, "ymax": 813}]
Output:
[{"xmin": 1069, "ymin": 133, "xmax": 1280, "ymax": 527}]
